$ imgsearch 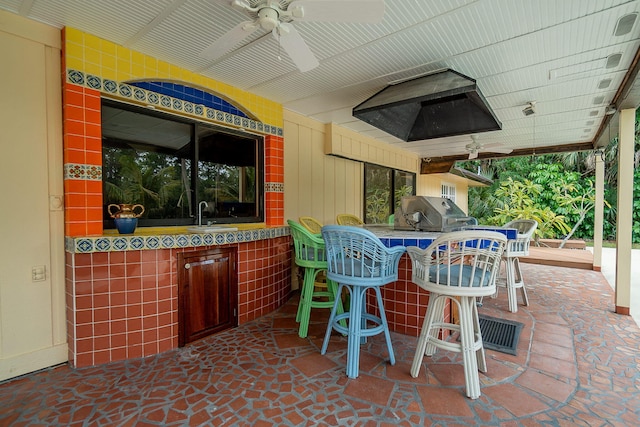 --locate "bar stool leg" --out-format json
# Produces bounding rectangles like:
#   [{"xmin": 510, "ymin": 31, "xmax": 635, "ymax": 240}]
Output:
[
  {"xmin": 345, "ymin": 284, "xmax": 365, "ymax": 378},
  {"xmin": 410, "ymin": 293, "xmax": 444, "ymax": 377},
  {"xmin": 505, "ymin": 257, "xmax": 518, "ymax": 313},
  {"xmin": 373, "ymin": 286, "xmax": 395, "ymax": 366},
  {"xmin": 514, "ymin": 257, "xmax": 529, "ymax": 306},
  {"xmin": 459, "ymin": 295, "xmax": 481, "ymax": 399}
]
